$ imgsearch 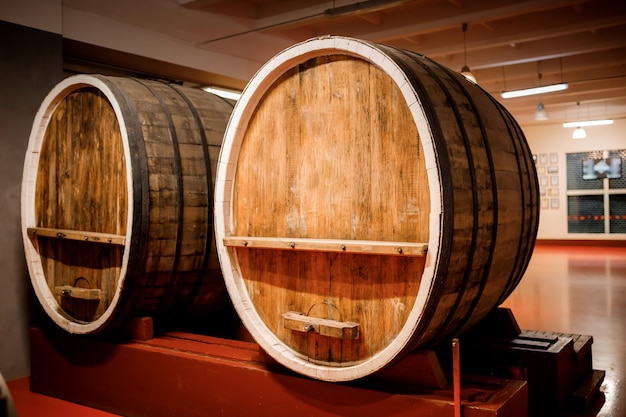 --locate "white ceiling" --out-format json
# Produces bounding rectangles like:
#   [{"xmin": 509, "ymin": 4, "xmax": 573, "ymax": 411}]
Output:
[{"xmin": 62, "ymin": 0, "xmax": 626, "ymax": 126}]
